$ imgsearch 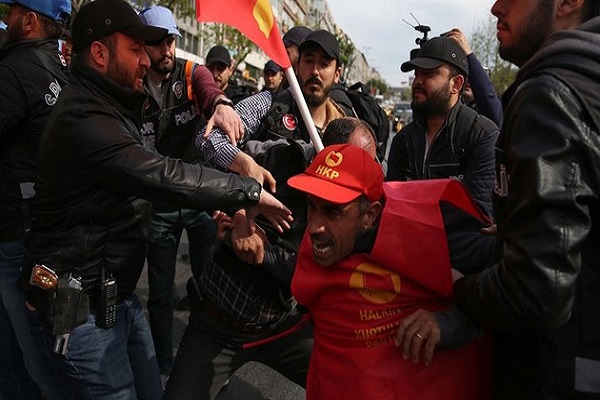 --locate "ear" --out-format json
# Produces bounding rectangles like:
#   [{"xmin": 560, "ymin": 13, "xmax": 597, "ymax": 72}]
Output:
[
  {"xmin": 361, "ymin": 201, "xmax": 383, "ymax": 230},
  {"xmin": 89, "ymin": 41, "xmax": 110, "ymax": 70},
  {"xmin": 22, "ymin": 11, "xmax": 38, "ymax": 34},
  {"xmin": 556, "ymin": 0, "xmax": 585, "ymax": 18},
  {"xmin": 451, "ymin": 74, "xmax": 465, "ymax": 94},
  {"xmin": 334, "ymin": 64, "xmax": 342, "ymax": 83}
]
